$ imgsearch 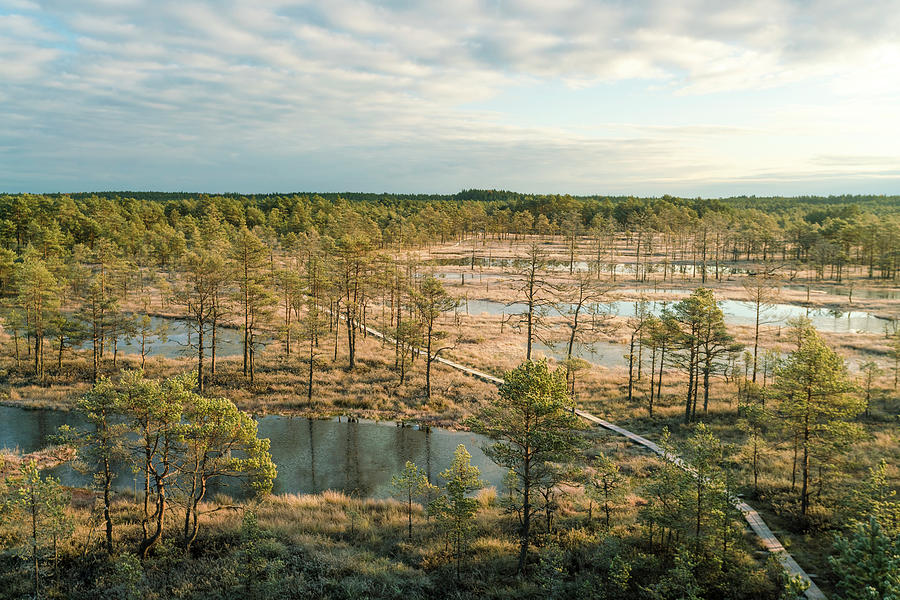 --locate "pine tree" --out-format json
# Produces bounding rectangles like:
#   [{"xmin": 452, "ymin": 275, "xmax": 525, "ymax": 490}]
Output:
[
  {"xmin": 414, "ymin": 276, "xmax": 458, "ymax": 399},
  {"xmin": 556, "ymin": 268, "xmax": 613, "ymax": 395},
  {"xmin": 513, "ymin": 242, "xmax": 554, "ymax": 361},
  {"xmin": 16, "ymin": 251, "xmax": 60, "ymax": 381},
  {"xmin": 681, "ymin": 423, "xmax": 726, "ymax": 552},
  {"xmin": 849, "ymin": 460, "xmax": 900, "ymax": 537},
  {"xmin": 737, "ymin": 399, "xmax": 770, "ymax": 497},
  {"xmin": 587, "ymin": 452, "xmax": 627, "ymax": 529},
  {"xmin": 391, "ymin": 461, "xmax": 434, "ymax": 540},
  {"xmin": 175, "ymin": 392, "xmax": 276, "ymax": 552},
  {"xmin": 56, "ymin": 377, "xmax": 127, "ymax": 554},
  {"xmin": 429, "ymin": 445, "xmax": 483, "ymax": 580},
  {"xmin": 174, "ymin": 249, "xmax": 226, "ymax": 392},
  {"xmin": 230, "ymin": 227, "xmax": 273, "ymax": 382},
  {"xmin": 468, "ymin": 360, "xmax": 586, "ymax": 574},
  {"xmin": 828, "ymin": 517, "xmax": 900, "ymax": 600},
  {"xmin": 117, "ymin": 370, "xmax": 184, "ymax": 558},
  {"xmin": 639, "ymin": 428, "xmax": 690, "ymax": 551},
  {"xmin": 625, "ymin": 297, "xmax": 650, "ymax": 405},
  {"xmin": 858, "ymin": 361, "xmax": 882, "ymax": 418},
  {"xmin": 7, "ymin": 461, "xmax": 72, "ymax": 598},
  {"xmin": 741, "ymin": 274, "xmax": 781, "ymax": 383},
  {"xmin": 773, "ymin": 326, "xmax": 864, "ymax": 517}
]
